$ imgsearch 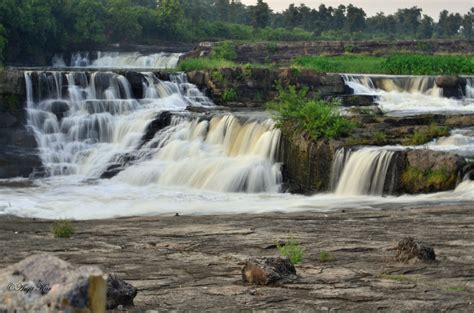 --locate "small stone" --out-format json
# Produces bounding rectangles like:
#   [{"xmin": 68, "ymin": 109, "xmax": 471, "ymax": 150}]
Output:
[{"xmin": 242, "ymin": 257, "xmax": 296, "ymax": 286}]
